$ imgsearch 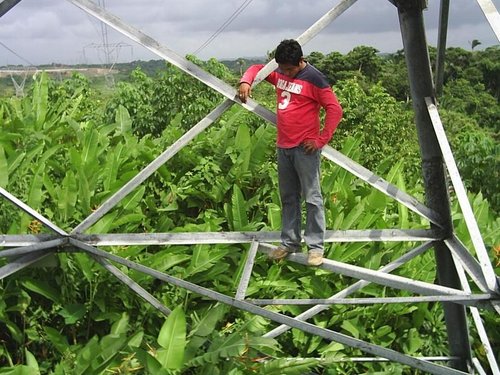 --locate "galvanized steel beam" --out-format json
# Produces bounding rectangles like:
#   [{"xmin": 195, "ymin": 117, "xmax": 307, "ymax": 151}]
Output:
[
  {"xmin": 248, "ymin": 294, "xmax": 493, "ymax": 308},
  {"xmin": 72, "ymin": 98, "xmax": 234, "ymax": 233},
  {"xmin": 0, "ymin": 252, "xmax": 54, "ymax": 280},
  {"xmin": 263, "ymin": 241, "xmax": 433, "ymax": 338},
  {"xmin": 321, "ymin": 146, "xmax": 443, "ymax": 226},
  {"xmin": 91, "ymin": 255, "xmax": 172, "ymax": 316},
  {"xmin": 0, "ymin": 234, "xmax": 55, "ymax": 247},
  {"xmin": 66, "ymin": 0, "xmax": 275, "ymax": 124},
  {"xmin": 0, "ymin": 187, "xmax": 67, "ymax": 235},
  {"xmin": 0, "ymin": 0, "xmax": 21, "ymax": 18},
  {"xmin": 66, "ymin": 0, "xmax": 437, "ymax": 238},
  {"xmin": 476, "ymin": 0, "xmax": 500, "ymax": 40},
  {"xmin": 426, "ymin": 98, "xmax": 498, "ymax": 292},
  {"xmin": 68, "ymin": 238, "xmax": 467, "ymax": 375},
  {"xmin": 67, "ymin": 229, "xmax": 437, "ymax": 246},
  {"xmin": 235, "ymin": 240, "xmax": 259, "ymax": 300},
  {"xmin": 0, "ymin": 238, "xmax": 66, "ymax": 258},
  {"xmin": 262, "ymin": 250, "xmax": 469, "ymax": 297},
  {"xmin": 453, "ymin": 257, "xmax": 500, "ymax": 374},
  {"xmin": 252, "ymin": 0, "xmax": 358, "ymax": 86},
  {"xmin": 445, "ymin": 235, "xmax": 491, "ymax": 293}
]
